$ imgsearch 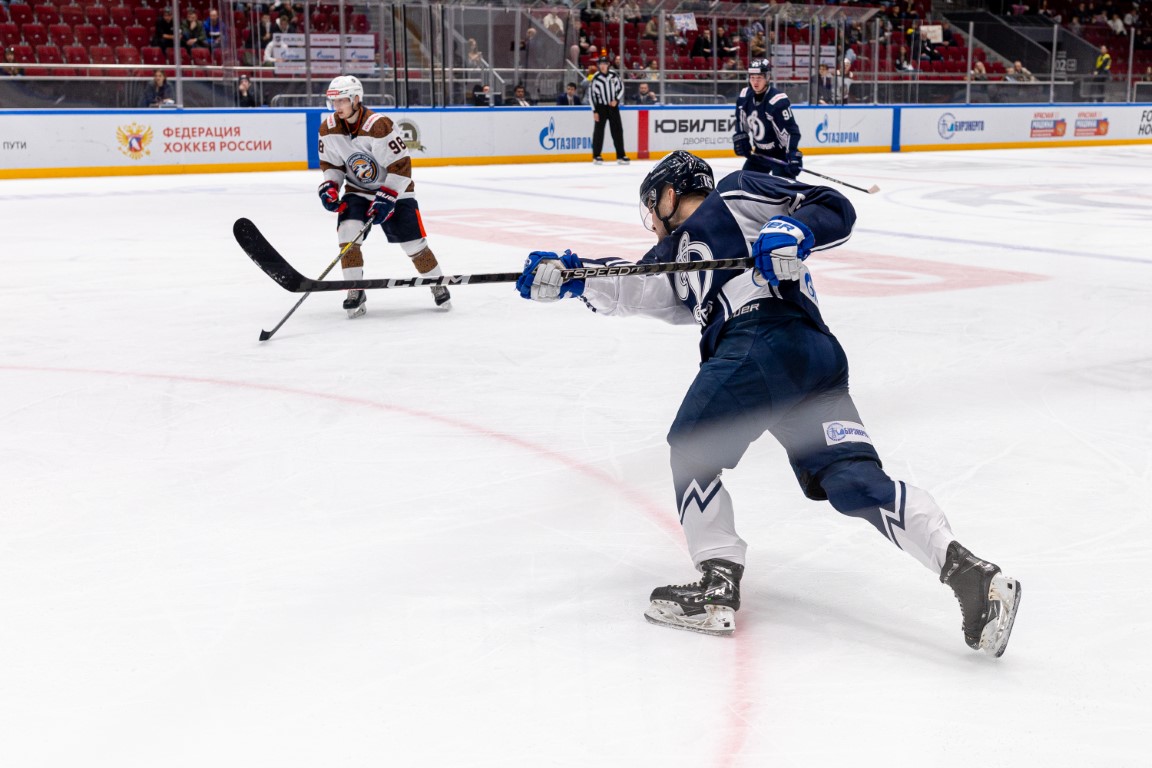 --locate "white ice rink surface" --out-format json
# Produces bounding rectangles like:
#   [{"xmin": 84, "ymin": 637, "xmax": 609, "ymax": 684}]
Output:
[{"xmin": 2, "ymin": 147, "xmax": 1151, "ymax": 767}]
